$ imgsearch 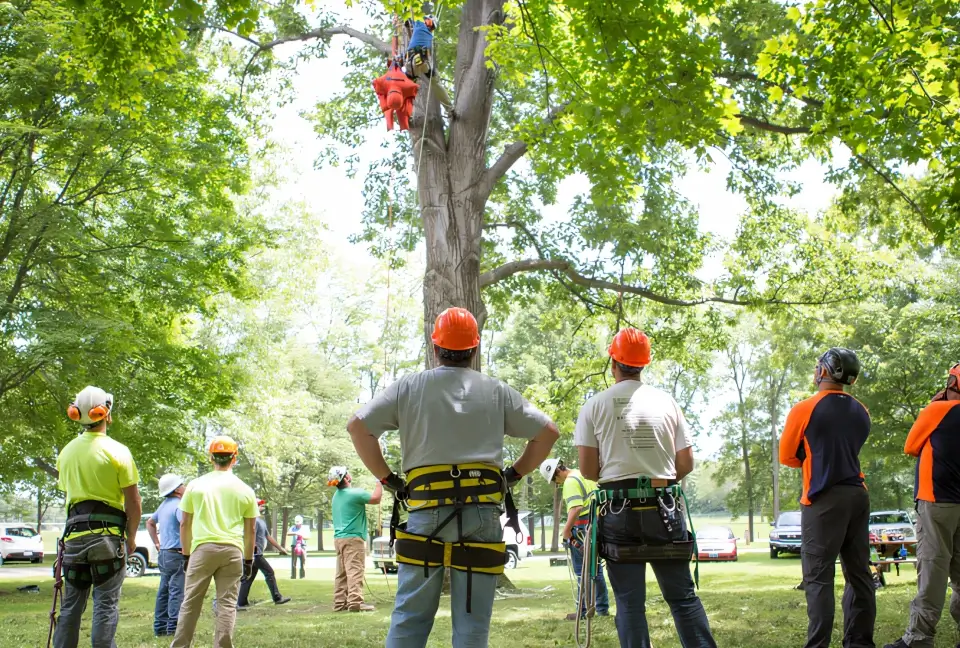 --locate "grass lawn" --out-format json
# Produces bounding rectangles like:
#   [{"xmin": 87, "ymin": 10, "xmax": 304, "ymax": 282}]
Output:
[{"xmin": 1, "ymin": 550, "xmax": 957, "ymax": 647}]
